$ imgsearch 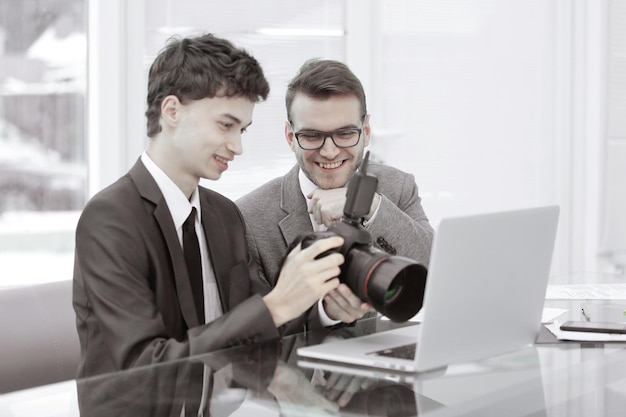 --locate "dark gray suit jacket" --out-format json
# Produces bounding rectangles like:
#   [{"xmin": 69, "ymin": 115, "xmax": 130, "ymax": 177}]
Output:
[
  {"xmin": 236, "ymin": 163, "xmax": 434, "ymax": 331},
  {"xmin": 73, "ymin": 159, "xmax": 279, "ymax": 378}
]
